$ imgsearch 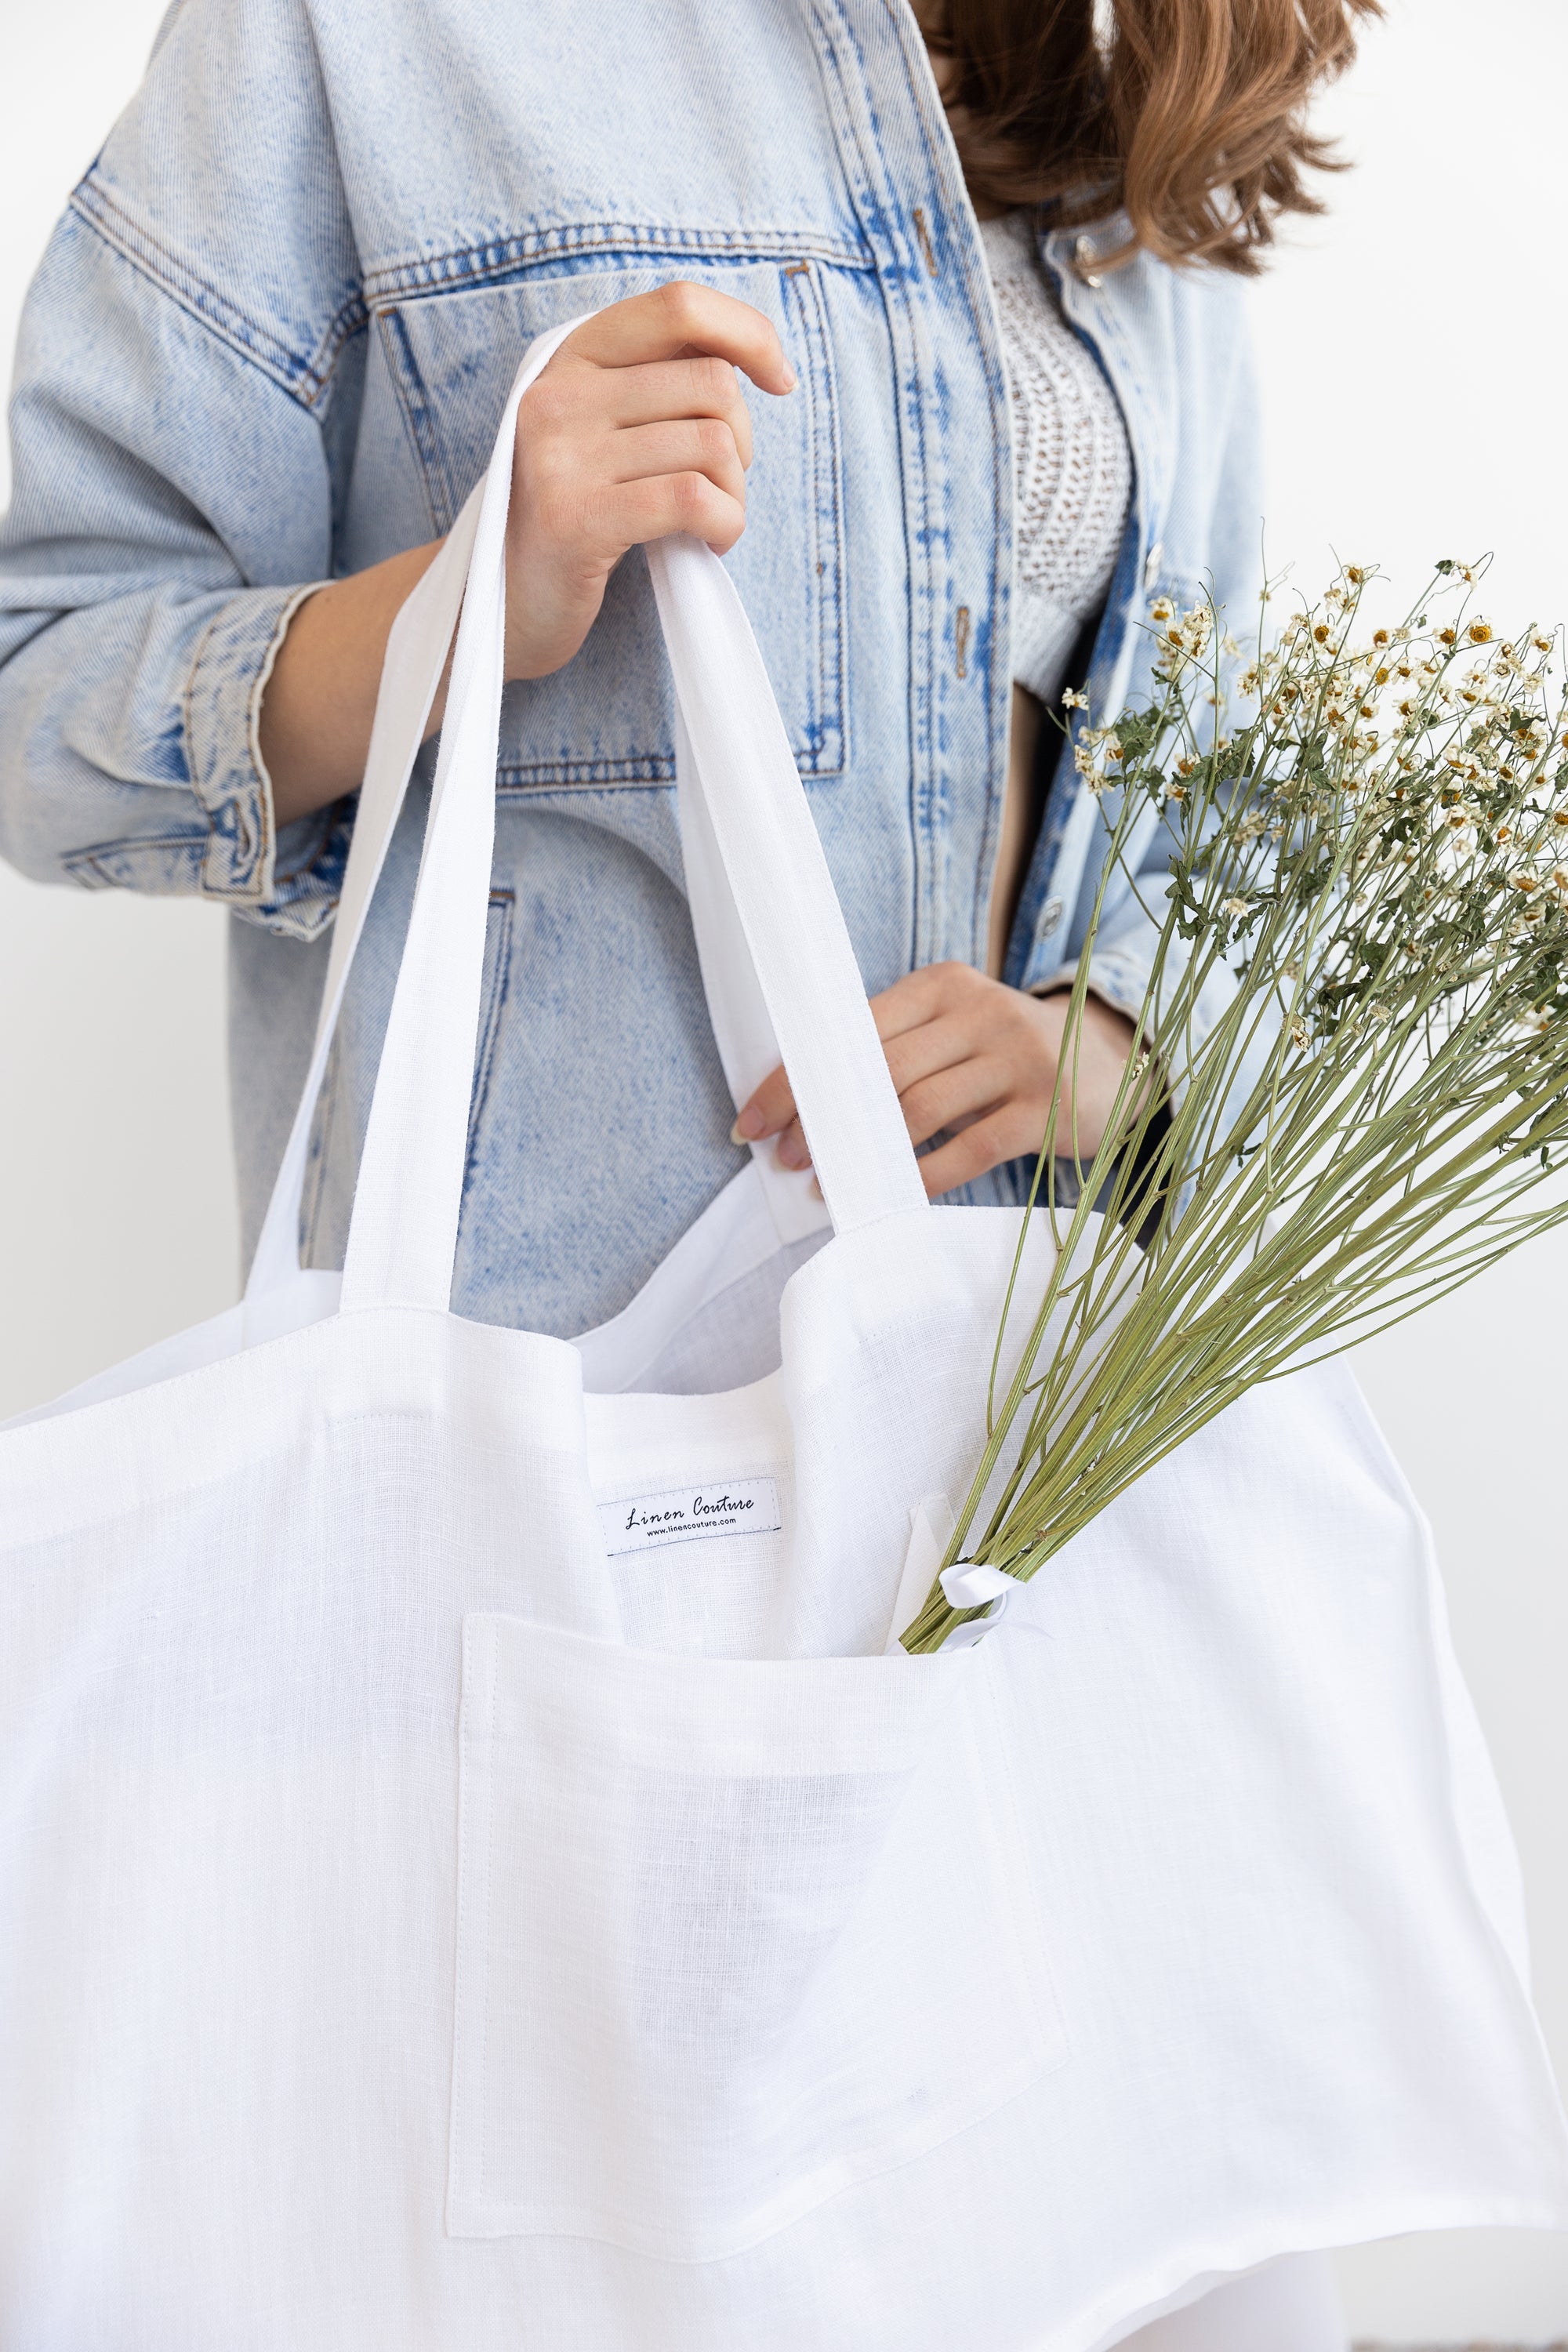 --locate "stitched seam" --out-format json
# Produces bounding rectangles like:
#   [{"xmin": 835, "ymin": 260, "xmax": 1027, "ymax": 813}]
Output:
[
  {"xmin": 781, "ymin": 262, "xmax": 848, "ymax": 778},
  {"xmin": 448, "ymin": 1616, "xmax": 495, "ymax": 2224},
  {"xmin": 971, "ymin": 1664, "xmax": 1065, "ymax": 2063},
  {"xmin": 474, "ymin": 1623, "xmax": 499, "ymax": 2207},
  {"xmin": 492, "ymin": 754, "xmax": 836, "ymax": 793},
  {"xmin": 179, "ymin": 585, "xmax": 318, "ymax": 904},
  {"xmin": 306, "ymin": 285, "xmax": 372, "ymax": 404},
  {"xmin": 375, "ymin": 310, "xmax": 454, "ymax": 537},
  {"xmin": 70, "ymin": 172, "xmax": 366, "ymax": 410},
  {"xmin": 495, "ymin": 757, "xmax": 678, "ymax": 789},
  {"xmin": 462, "ymin": 894, "xmax": 515, "ymax": 1204},
  {"xmin": 299, "ymin": 1025, "xmax": 343, "ymax": 1270},
  {"xmin": 241, "ymin": 581, "xmax": 325, "ymax": 902},
  {"xmin": 780, "ymin": 263, "xmax": 824, "ymax": 766},
  {"xmin": 962, "ymin": 205, "xmax": 1022, "ymax": 967},
  {"xmin": 363, "ymin": 220, "xmax": 872, "ymax": 306},
  {"xmin": 815, "ymin": 270, "xmax": 848, "ymax": 775},
  {"xmin": 180, "ymin": 604, "xmax": 262, "ymax": 901},
  {"xmin": 63, "ymin": 830, "xmax": 206, "ymax": 873},
  {"xmin": 805, "ymin": 0, "xmax": 943, "ymax": 963}
]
